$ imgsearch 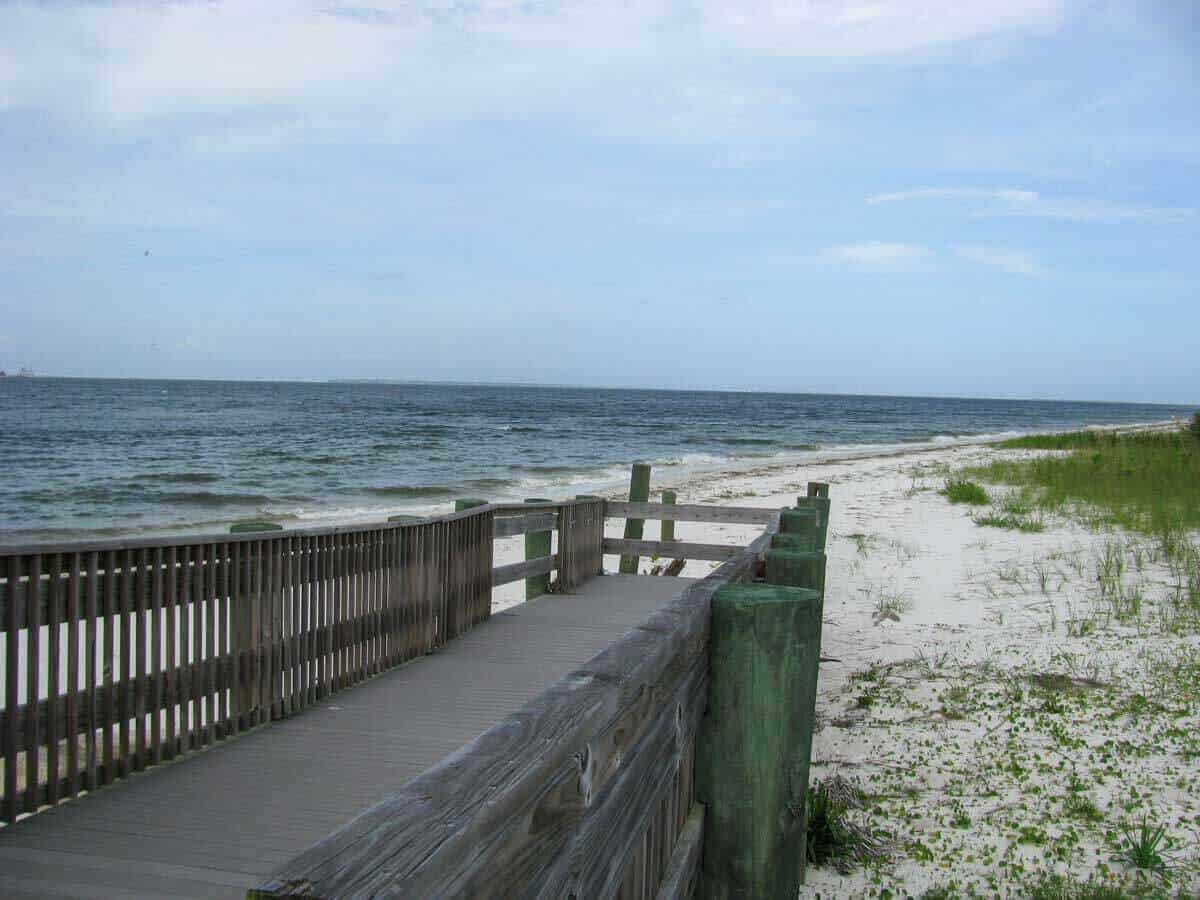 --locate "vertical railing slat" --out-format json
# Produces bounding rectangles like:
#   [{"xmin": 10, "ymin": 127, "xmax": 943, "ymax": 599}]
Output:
[
  {"xmin": 119, "ymin": 548, "xmax": 132, "ymax": 777},
  {"xmin": 46, "ymin": 553, "xmax": 61, "ymax": 804},
  {"xmin": 165, "ymin": 546, "xmax": 178, "ymax": 757},
  {"xmin": 151, "ymin": 547, "xmax": 163, "ymax": 764},
  {"xmin": 178, "ymin": 545, "xmax": 191, "ymax": 753},
  {"xmin": 230, "ymin": 540, "xmax": 243, "ymax": 735},
  {"xmin": 192, "ymin": 543, "xmax": 204, "ymax": 744},
  {"xmin": 3, "ymin": 555, "xmax": 21, "ymax": 821},
  {"xmin": 84, "ymin": 551, "xmax": 98, "ymax": 790},
  {"xmin": 66, "ymin": 551, "xmax": 81, "ymax": 800},
  {"xmin": 25, "ymin": 552, "xmax": 42, "ymax": 814},
  {"xmin": 206, "ymin": 542, "xmax": 217, "ymax": 746},
  {"xmin": 134, "ymin": 548, "xmax": 147, "ymax": 772}
]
